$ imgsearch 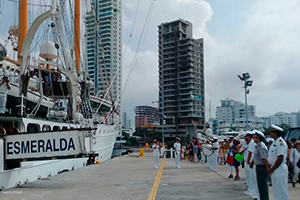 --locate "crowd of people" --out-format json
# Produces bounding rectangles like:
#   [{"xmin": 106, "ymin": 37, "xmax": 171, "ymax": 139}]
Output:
[
  {"xmin": 152, "ymin": 124, "xmax": 300, "ymax": 200},
  {"xmin": 0, "ymin": 64, "xmax": 17, "ymax": 114}
]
